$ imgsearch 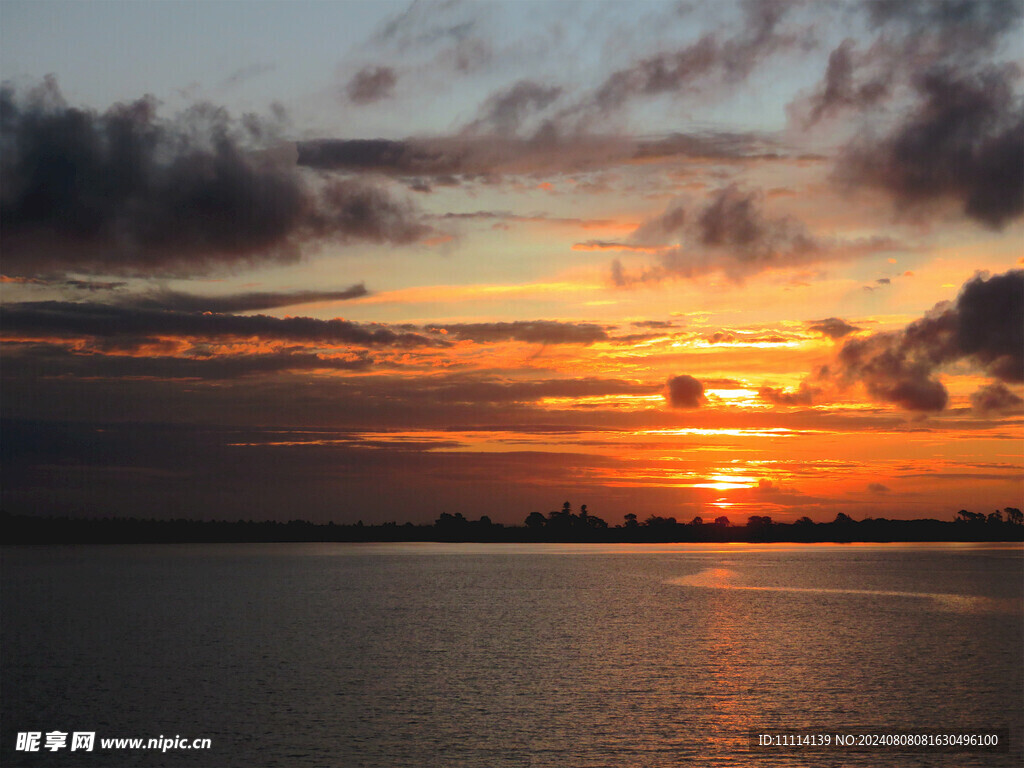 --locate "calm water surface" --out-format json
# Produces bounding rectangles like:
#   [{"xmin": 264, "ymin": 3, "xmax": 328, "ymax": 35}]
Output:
[{"xmin": 2, "ymin": 542, "xmax": 1022, "ymax": 767}]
